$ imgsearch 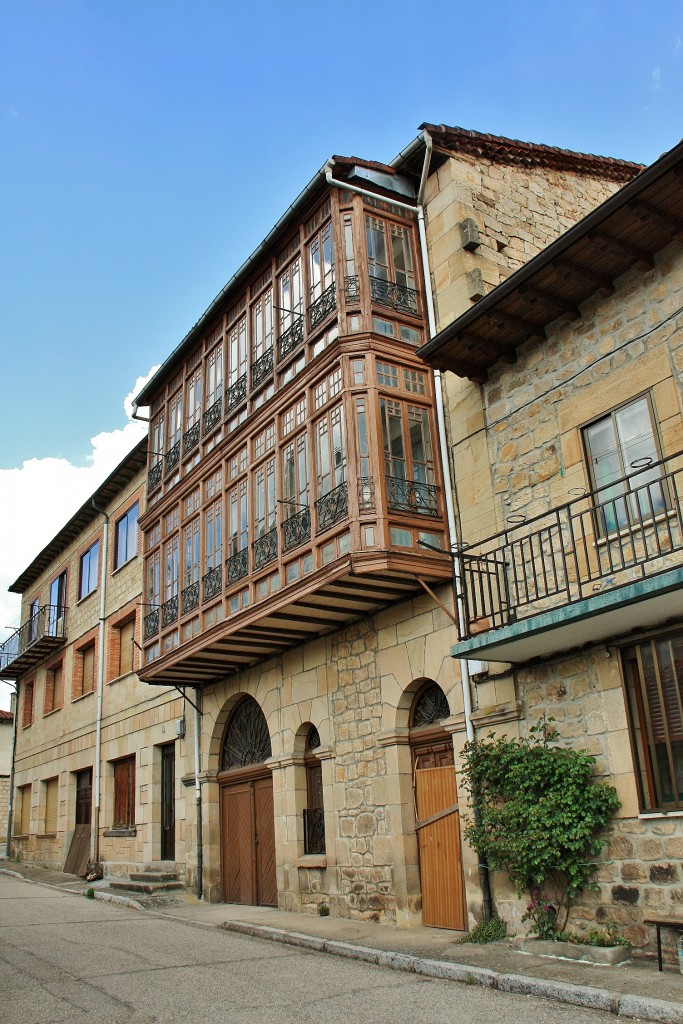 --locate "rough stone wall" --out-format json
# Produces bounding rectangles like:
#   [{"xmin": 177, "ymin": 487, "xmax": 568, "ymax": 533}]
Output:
[{"xmin": 0, "ymin": 776, "xmax": 9, "ymax": 844}]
